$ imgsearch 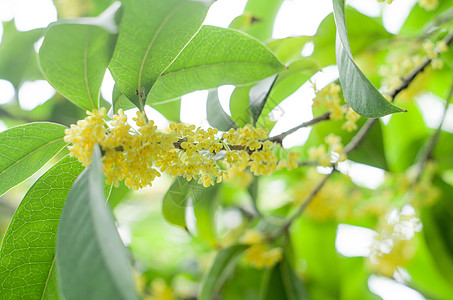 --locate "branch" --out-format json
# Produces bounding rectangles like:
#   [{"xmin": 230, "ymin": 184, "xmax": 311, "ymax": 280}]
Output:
[
  {"xmin": 269, "ymin": 111, "xmax": 331, "ymax": 145},
  {"xmin": 415, "ymin": 65, "xmax": 453, "ymax": 182},
  {"xmin": 269, "ymin": 169, "xmax": 334, "ymax": 240},
  {"xmin": 390, "ymin": 31, "xmax": 453, "ymax": 100}
]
